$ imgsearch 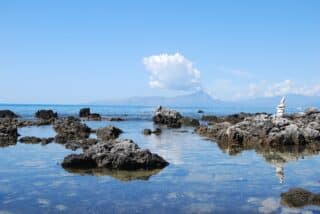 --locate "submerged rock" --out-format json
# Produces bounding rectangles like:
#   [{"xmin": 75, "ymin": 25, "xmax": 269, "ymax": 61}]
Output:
[
  {"xmin": 179, "ymin": 117, "xmax": 200, "ymax": 127},
  {"xmin": 96, "ymin": 126, "xmax": 123, "ymax": 141},
  {"xmin": 143, "ymin": 128, "xmax": 162, "ymax": 135},
  {"xmin": 19, "ymin": 136, "xmax": 54, "ymax": 144},
  {"xmin": 62, "ymin": 139, "xmax": 169, "ymax": 170},
  {"xmin": 152, "ymin": 106, "xmax": 183, "ymax": 128},
  {"xmin": 0, "ymin": 110, "xmax": 18, "ymax": 118},
  {"xmin": 35, "ymin": 109, "xmax": 58, "ymax": 120},
  {"xmin": 281, "ymin": 188, "xmax": 320, "ymax": 207}
]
